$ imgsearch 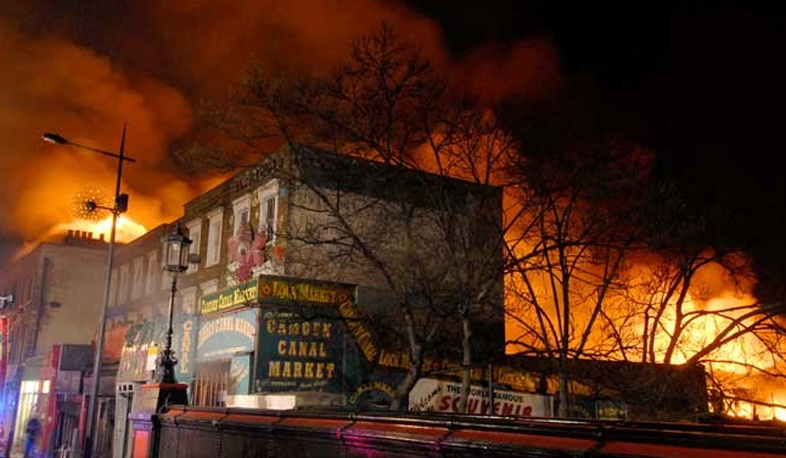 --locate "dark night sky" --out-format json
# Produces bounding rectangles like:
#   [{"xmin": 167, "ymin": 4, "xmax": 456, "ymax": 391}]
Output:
[
  {"xmin": 2, "ymin": 1, "xmax": 785, "ymax": 296},
  {"xmin": 409, "ymin": 1, "xmax": 786, "ymax": 297}
]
